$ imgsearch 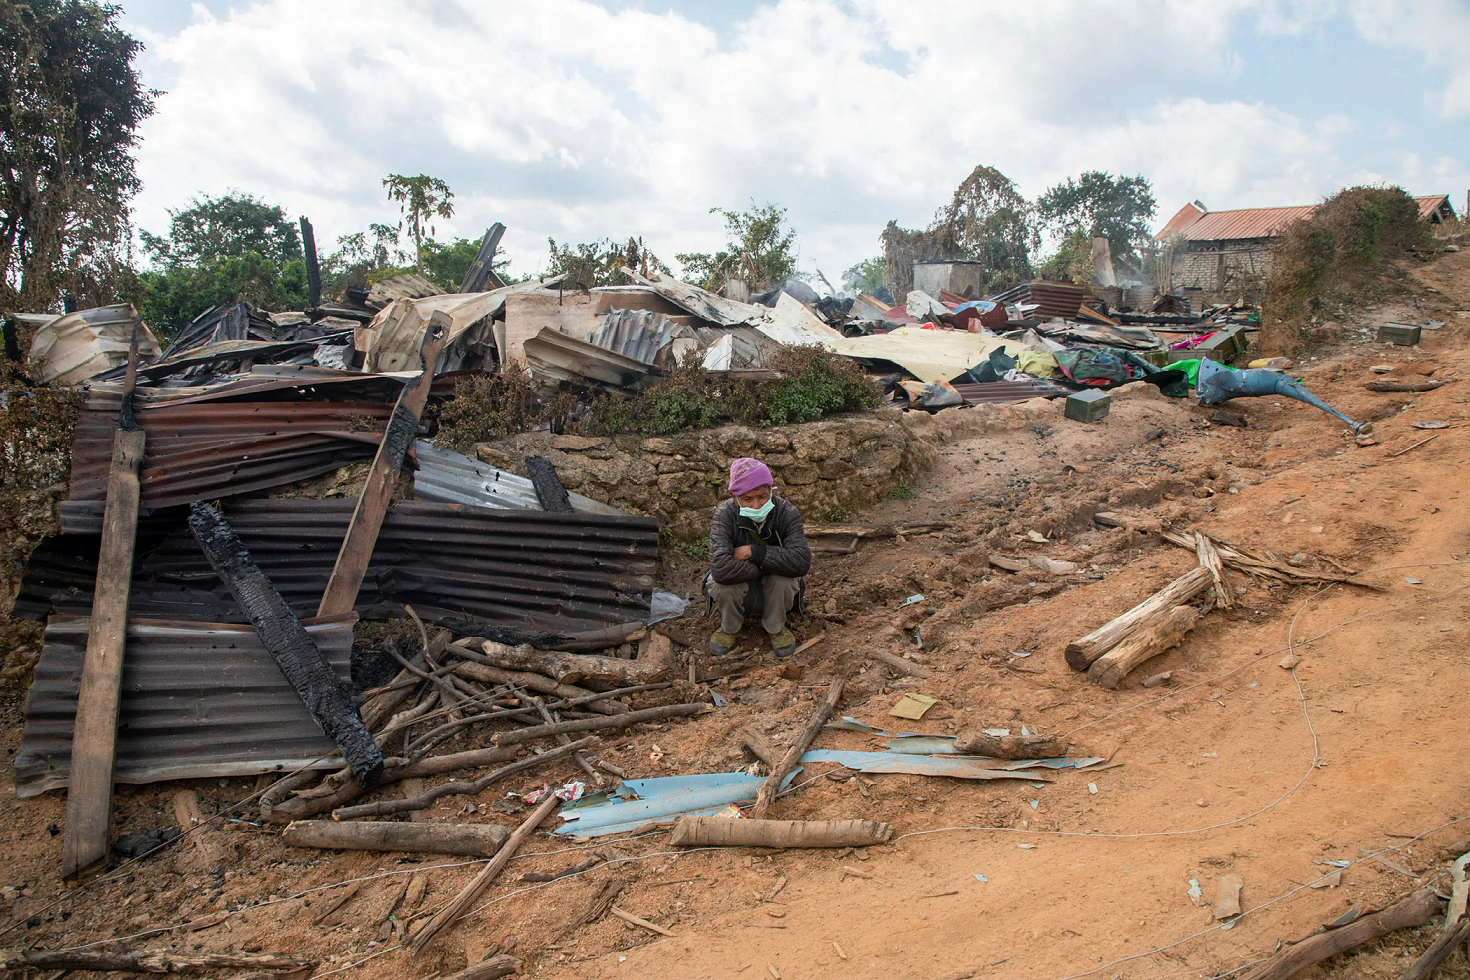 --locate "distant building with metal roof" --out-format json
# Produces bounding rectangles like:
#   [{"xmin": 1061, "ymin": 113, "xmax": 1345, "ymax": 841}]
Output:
[{"xmin": 1154, "ymin": 193, "xmax": 1458, "ymax": 296}]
